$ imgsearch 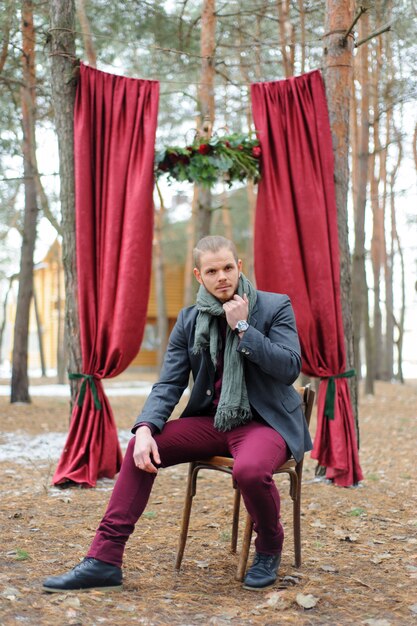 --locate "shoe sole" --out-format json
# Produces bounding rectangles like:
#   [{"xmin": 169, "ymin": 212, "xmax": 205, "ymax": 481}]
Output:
[
  {"xmin": 42, "ymin": 584, "xmax": 123, "ymax": 594},
  {"xmin": 242, "ymin": 581, "xmax": 276, "ymax": 591}
]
